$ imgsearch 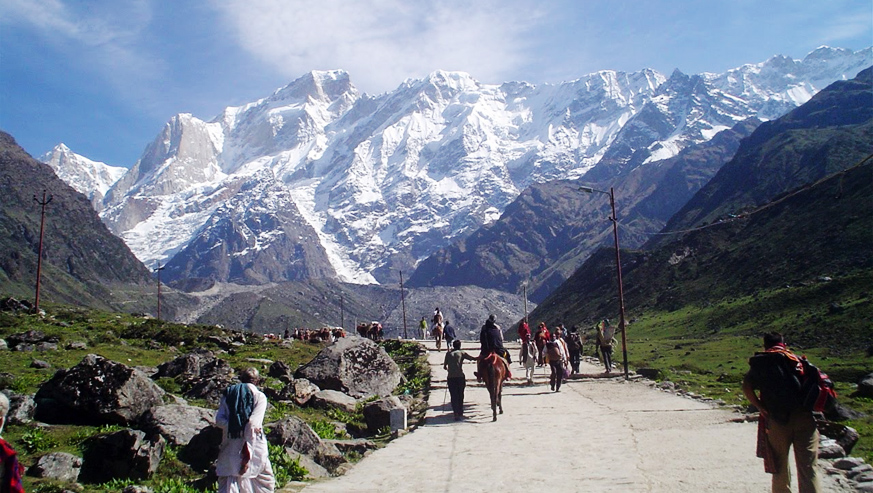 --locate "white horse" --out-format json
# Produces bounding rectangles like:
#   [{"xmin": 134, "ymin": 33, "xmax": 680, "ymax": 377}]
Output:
[{"xmin": 520, "ymin": 340, "xmax": 538, "ymax": 384}]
